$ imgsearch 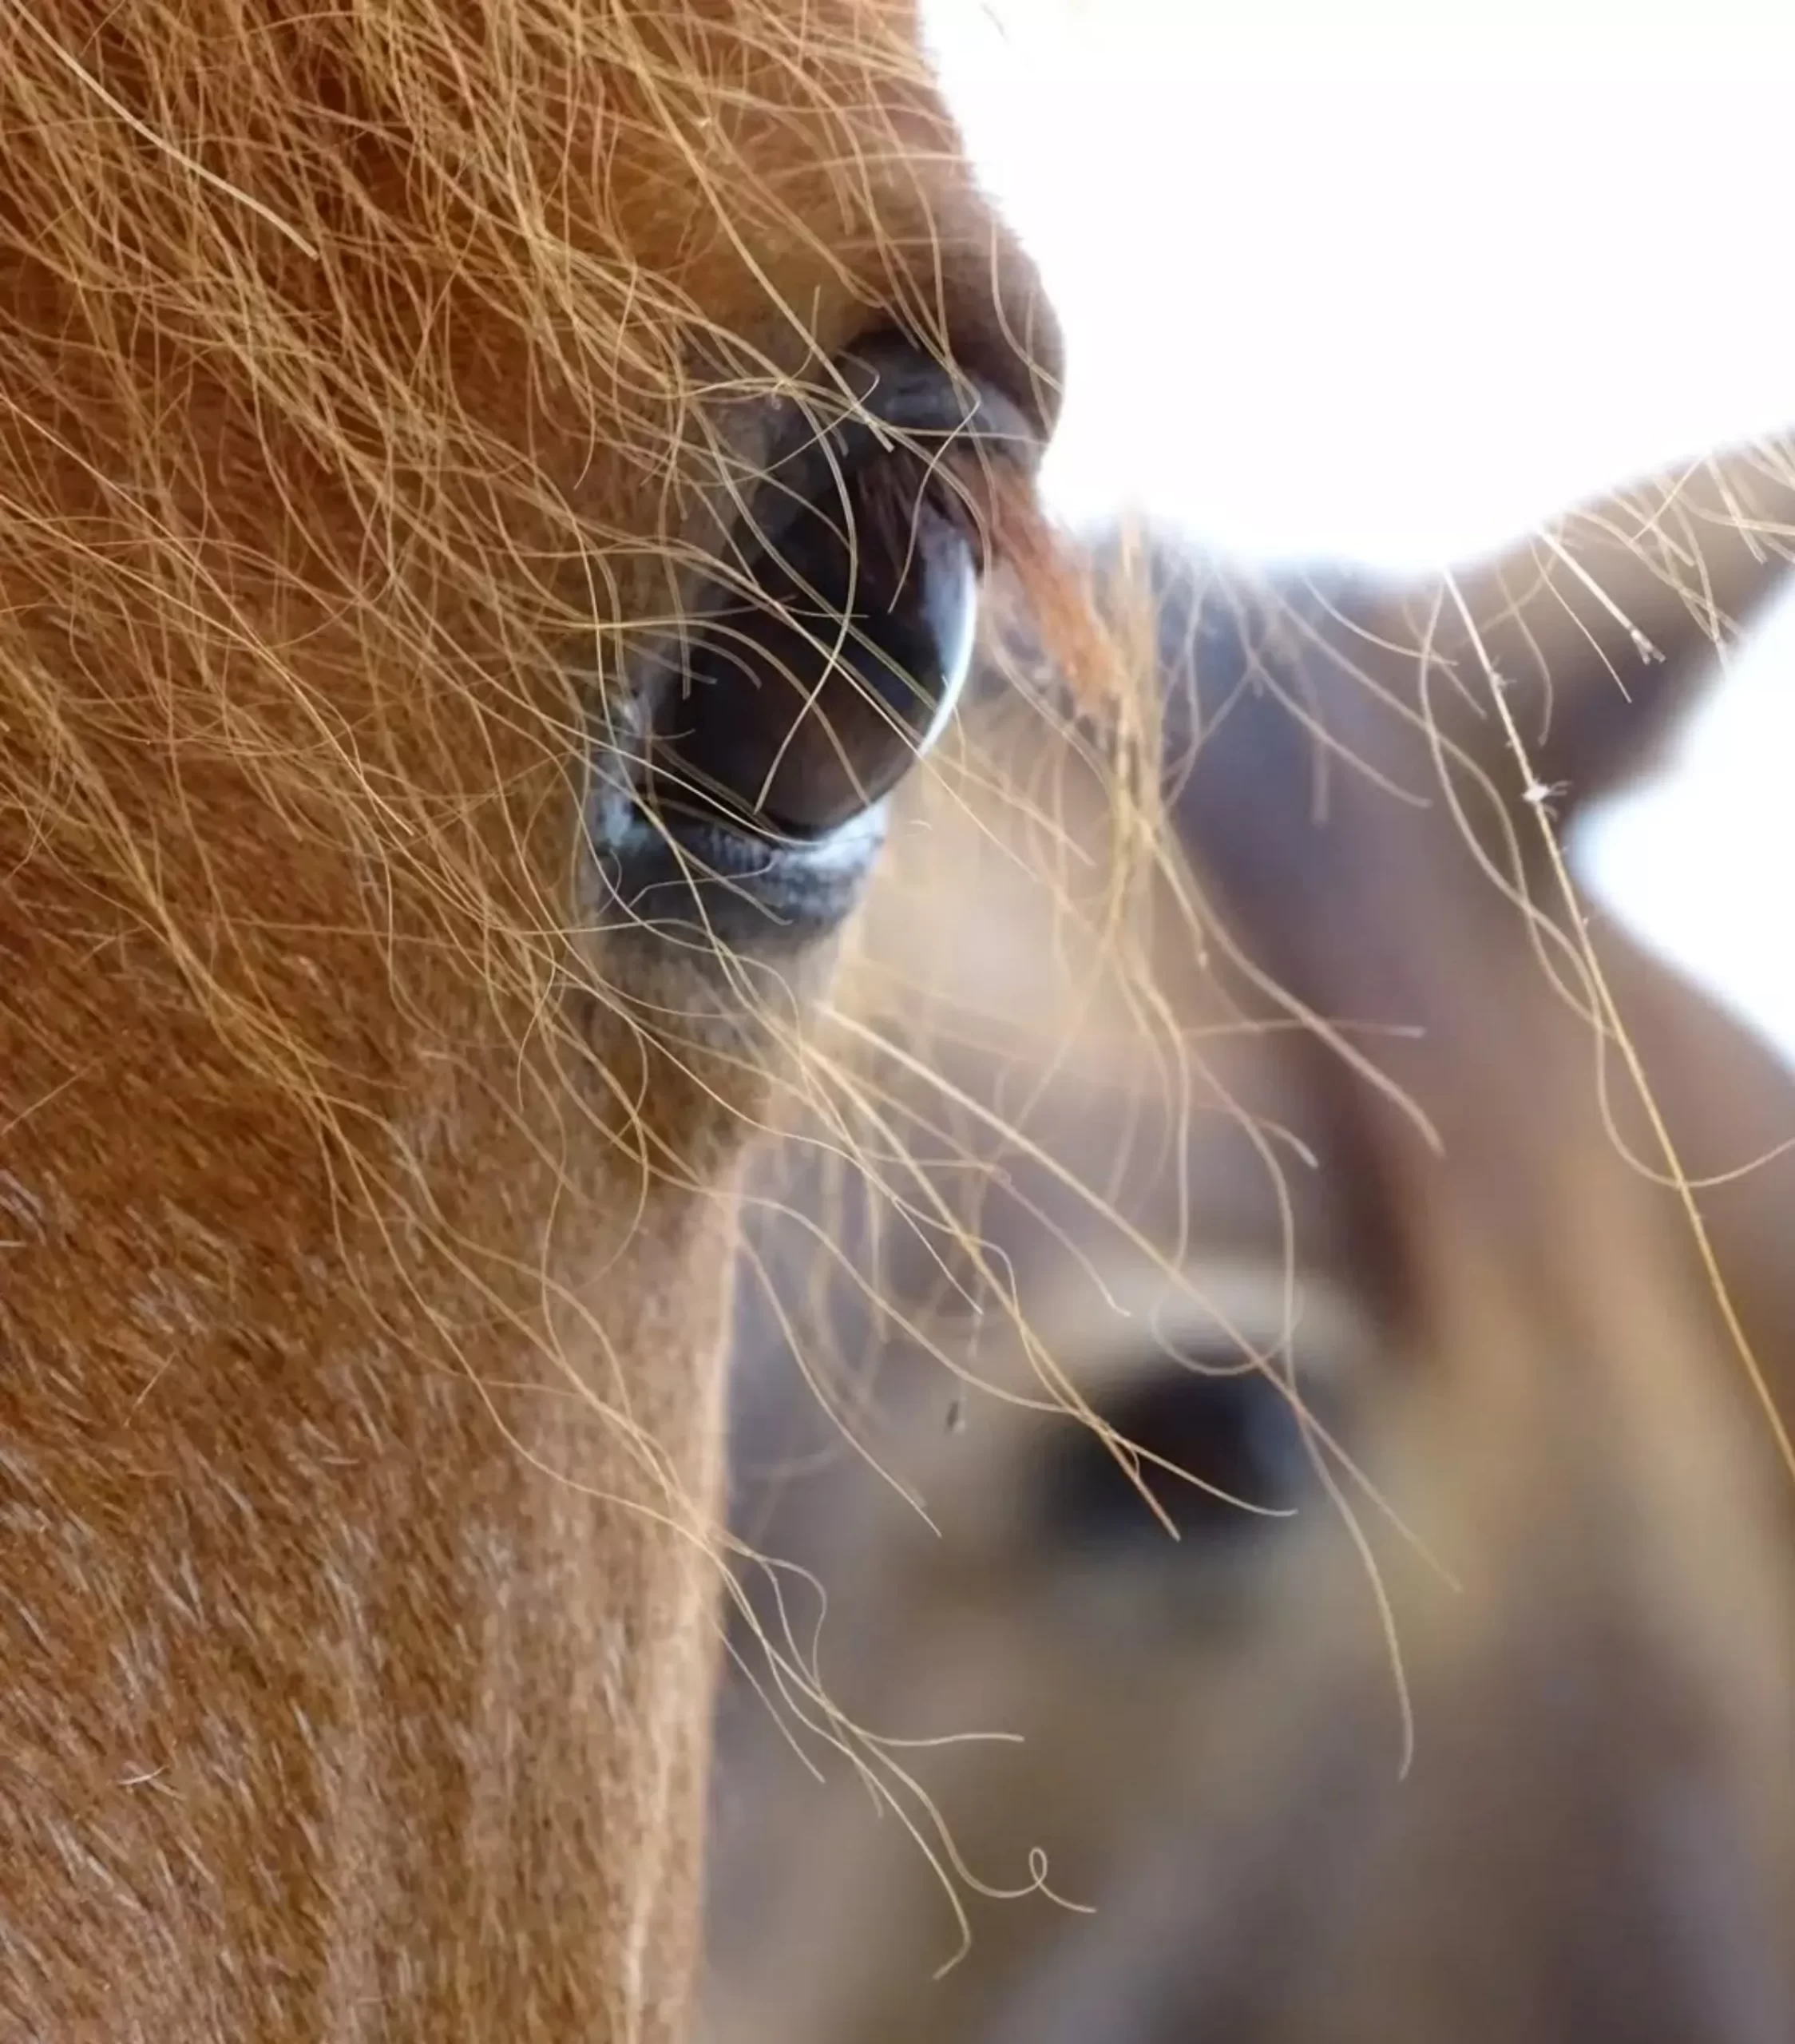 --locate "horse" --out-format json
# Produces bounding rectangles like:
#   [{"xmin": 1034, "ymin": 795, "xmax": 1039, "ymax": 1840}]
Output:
[
  {"xmin": 706, "ymin": 439, "xmax": 1795, "ymax": 2044},
  {"xmin": 0, "ymin": 4, "xmax": 1085, "ymax": 2034}
]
